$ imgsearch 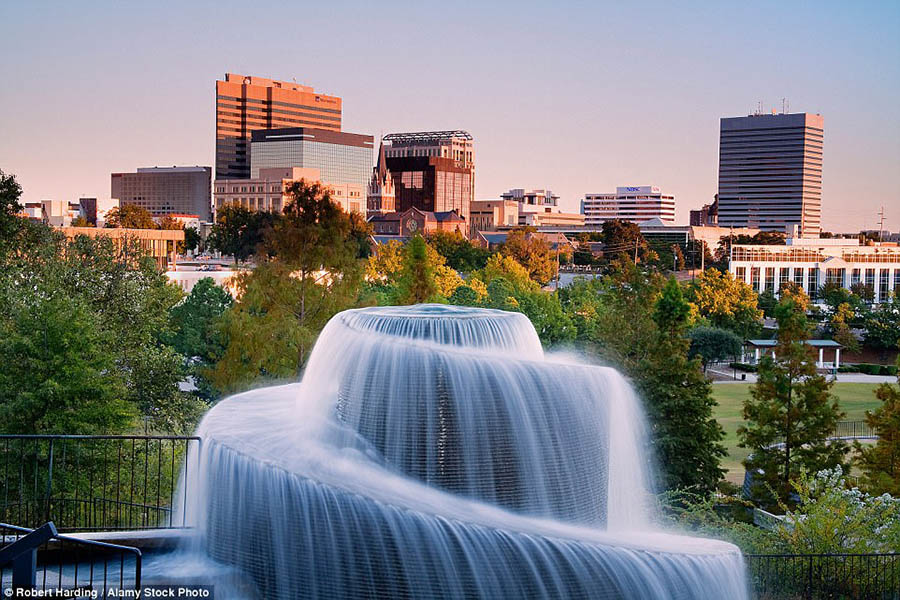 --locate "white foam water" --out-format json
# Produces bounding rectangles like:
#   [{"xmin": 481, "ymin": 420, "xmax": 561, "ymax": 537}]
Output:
[{"xmin": 179, "ymin": 304, "xmax": 747, "ymax": 599}]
